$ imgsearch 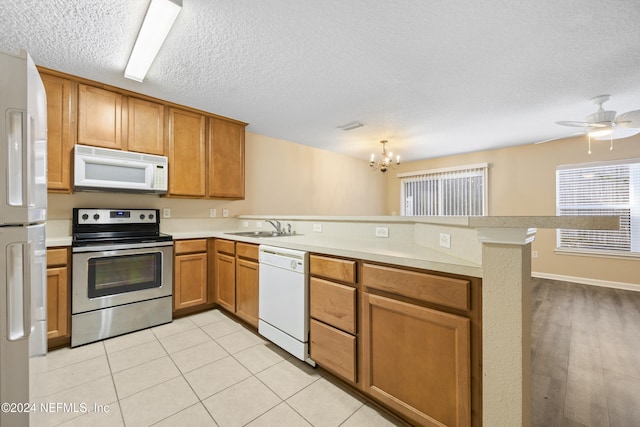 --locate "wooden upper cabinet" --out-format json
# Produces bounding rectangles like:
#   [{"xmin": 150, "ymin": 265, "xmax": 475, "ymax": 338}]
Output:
[
  {"xmin": 77, "ymin": 84, "xmax": 123, "ymax": 149},
  {"xmin": 40, "ymin": 72, "xmax": 76, "ymax": 193},
  {"xmin": 167, "ymin": 108, "xmax": 207, "ymax": 197},
  {"xmin": 208, "ymin": 117, "xmax": 246, "ymax": 199},
  {"xmin": 126, "ymin": 97, "xmax": 165, "ymax": 155}
]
